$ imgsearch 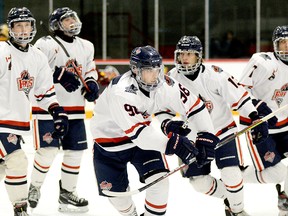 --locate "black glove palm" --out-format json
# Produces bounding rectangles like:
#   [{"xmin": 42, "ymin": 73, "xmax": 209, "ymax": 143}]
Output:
[
  {"xmin": 53, "ymin": 66, "xmax": 81, "ymax": 92},
  {"xmin": 165, "ymin": 132, "xmax": 198, "ymax": 165},
  {"xmin": 161, "ymin": 119, "xmax": 191, "ymax": 136},
  {"xmin": 195, "ymin": 132, "xmax": 219, "ymax": 168},
  {"xmin": 48, "ymin": 104, "xmax": 69, "ymax": 139},
  {"xmin": 81, "ymin": 77, "xmax": 100, "ymax": 102}
]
